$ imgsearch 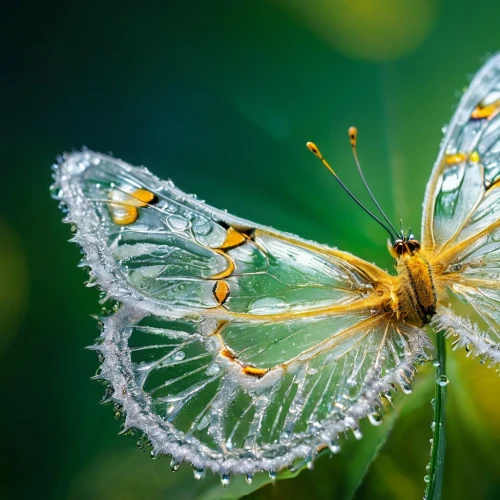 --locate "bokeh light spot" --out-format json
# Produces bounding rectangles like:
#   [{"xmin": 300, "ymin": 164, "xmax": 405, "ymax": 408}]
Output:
[
  {"xmin": 0, "ymin": 217, "xmax": 28, "ymax": 356},
  {"xmin": 276, "ymin": 0, "xmax": 439, "ymax": 61}
]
